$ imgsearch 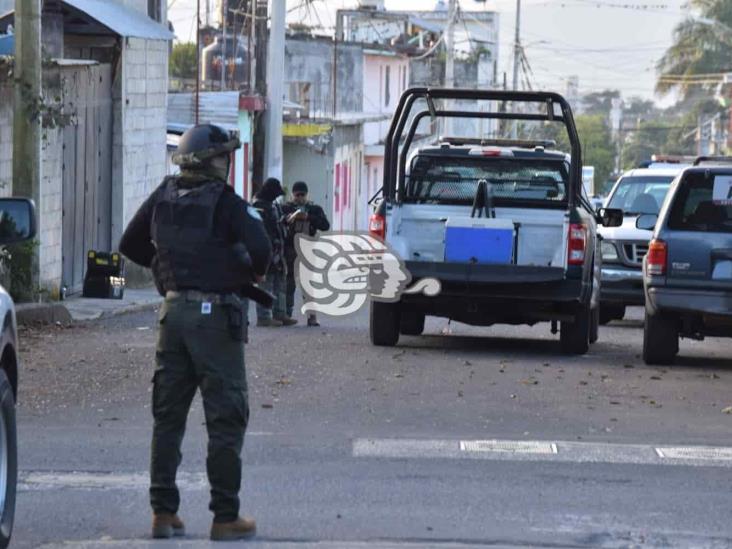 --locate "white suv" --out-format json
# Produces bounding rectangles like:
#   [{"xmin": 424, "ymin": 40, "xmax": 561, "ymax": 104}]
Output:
[
  {"xmin": 598, "ymin": 166, "xmax": 686, "ymax": 324},
  {"xmin": 0, "ymin": 198, "xmax": 37, "ymax": 549}
]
